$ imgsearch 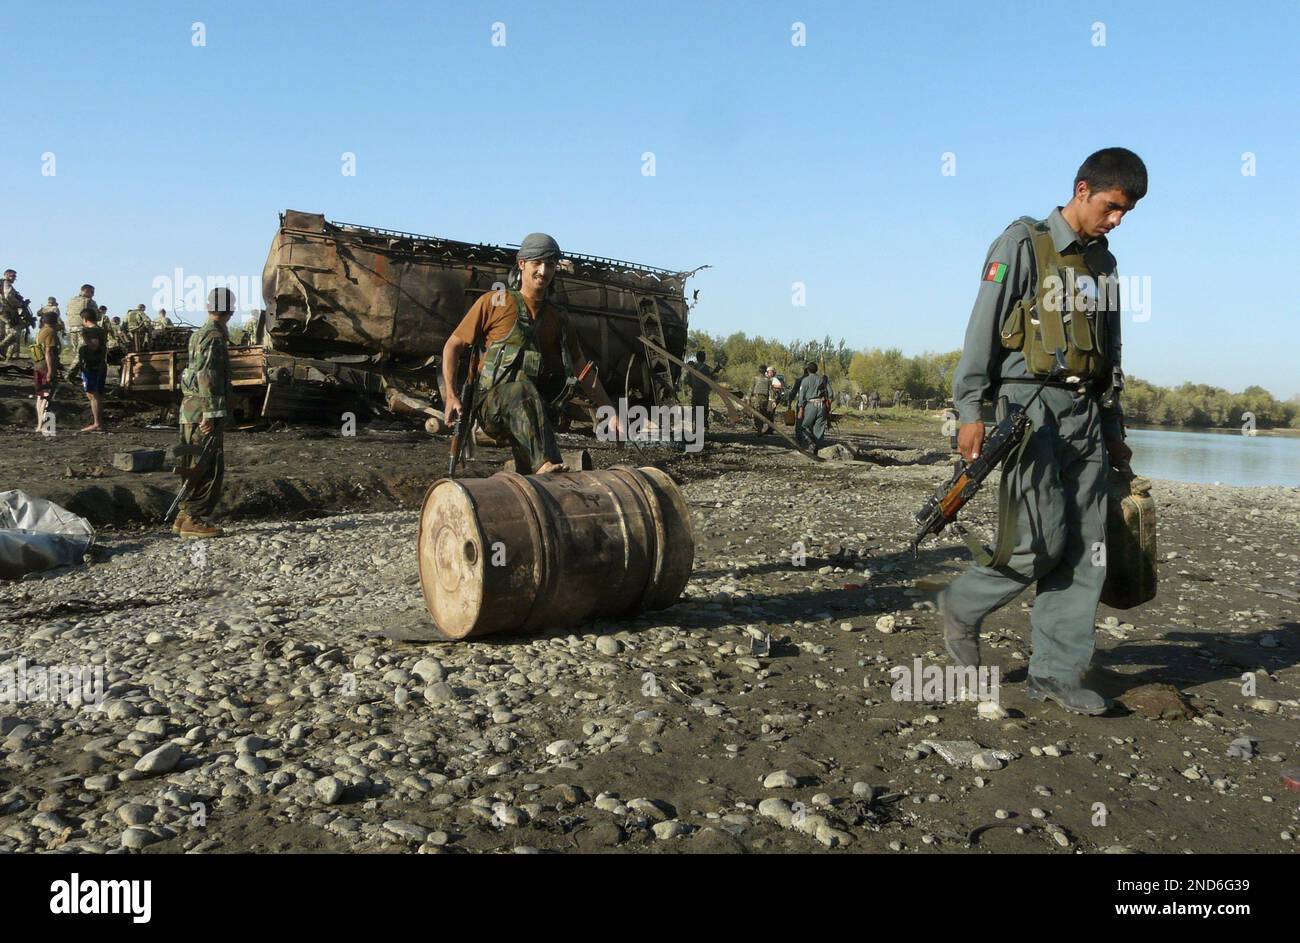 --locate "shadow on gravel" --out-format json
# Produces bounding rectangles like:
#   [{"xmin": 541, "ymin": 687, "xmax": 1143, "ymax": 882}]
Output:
[{"xmin": 1090, "ymin": 625, "xmax": 1300, "ymax": 697}]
